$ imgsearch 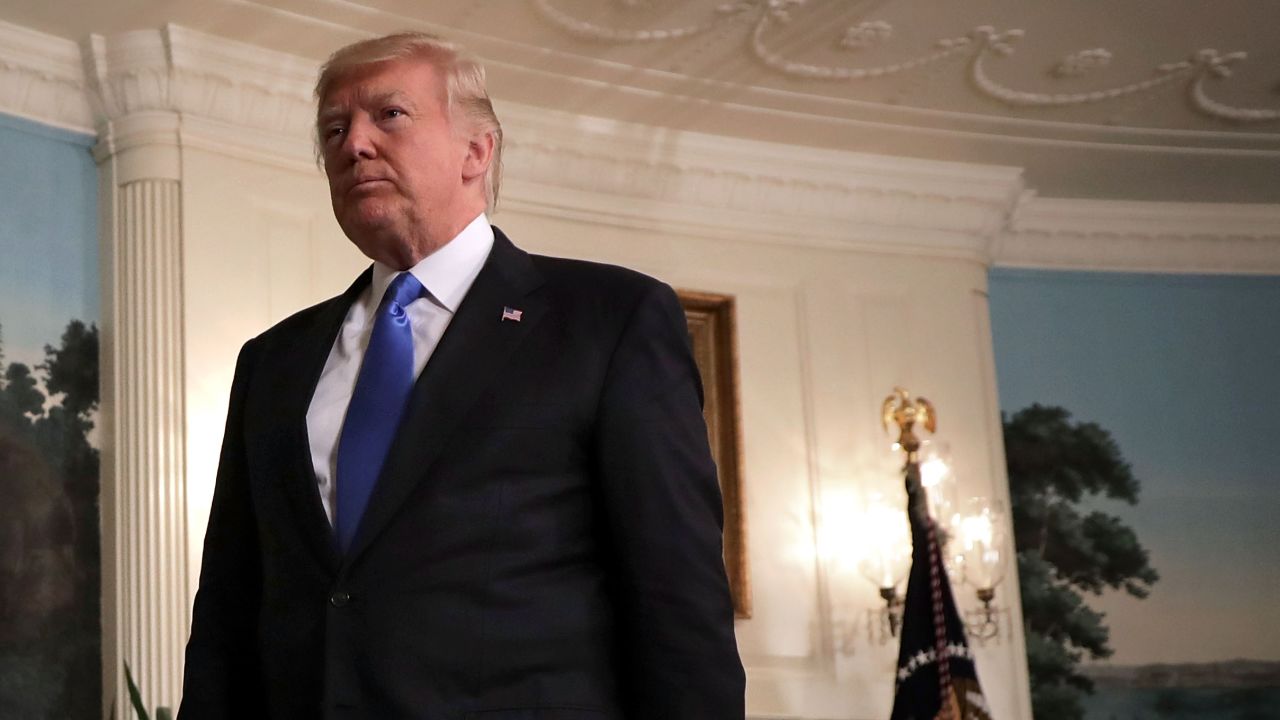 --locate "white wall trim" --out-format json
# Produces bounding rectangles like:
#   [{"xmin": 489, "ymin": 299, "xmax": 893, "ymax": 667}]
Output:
[
  {"xmin": 500, "ymin": 183, "xmax": 995, "ymax": 262},
  {"xmin": 995, "ymin": 196, "xmax": 1280, "ymax": 274},
  {"xmin": 100, "ymin": 26, "xmax": 1031, "ymax": 260},
  {"xmin": 49, "ymin": 24, "xmax": 1029, "ymax": 262},
  {"xmin": 82, "ymin": 24, "xmax": 316, "ymax": 142},
  {"xmin": 499, "ymin": 102, "xmax": 1027, "ymax": 260},
  {"xmin": 7, "ymin": 21, "xmax": 1279, "ymax": 275},
  {"xmin": 0, "ymin": 19, "xmax": 94, "ymax": 132}
]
